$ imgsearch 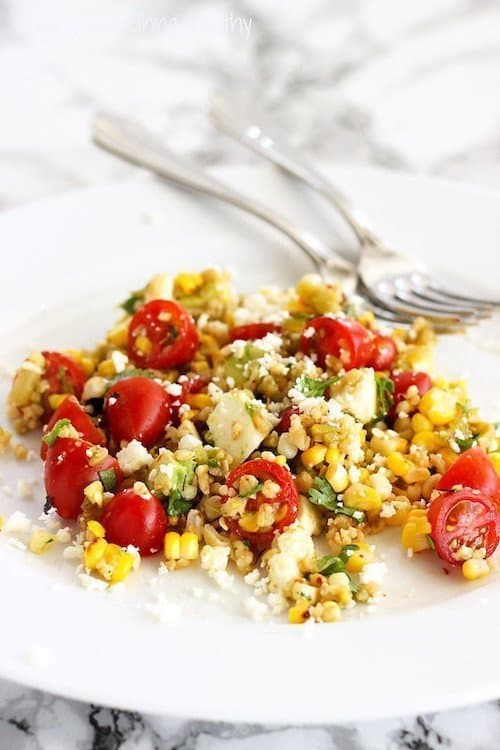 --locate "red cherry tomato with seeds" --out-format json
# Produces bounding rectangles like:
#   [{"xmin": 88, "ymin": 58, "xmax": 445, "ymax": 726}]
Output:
[
  {"xmin": 42, "ymin": 351, "xmax": 85, "ymax": 405},
  {"xmin": 276, "ymin": 406, "xmax": 301, "ymax": 434},
  {"xmin": 437, "ymin": 447, "xmax": 500, "ymax": 503},
  {"xmin": 105, "ymin": 376, "xmax": 172, "ymax": 448},
  {"xmin": 229, "ymin": 323, "xmax": 281, "ymax": 342},
  {"xmin": 100, "ymin": 488, "xmax": 167, "ymax": 556},
  {"xmin": 224, "ymin": 458, "xmax": 298, "ymax": 549},
  {"xmin": 128, "ymin": 299, "xmax": 198, "ymax": 370},
  {"xmin": 390, "ymin": 370, "xmax": 432, "ymax": 419},
  {"xmin": 300, "ymin": 317, "xmax": 373, "ymax": 370},
  {"xmin": 44, "ymin": 438, "xmax": 122, "ymax": 520},
  {"xmin": 428, "ymin": 488, "xmax": 499, "ymax": 565},
  {"xmin": 41, "ymin": 395, "xmax": 105, "ymax": 460},
  {"xmin": 170, "ymin": 374, "xmax": 206, "ymax": 425},
  {"xmin": 368, "ymin": 334, "xmax": 397, "ymax": 371}
]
